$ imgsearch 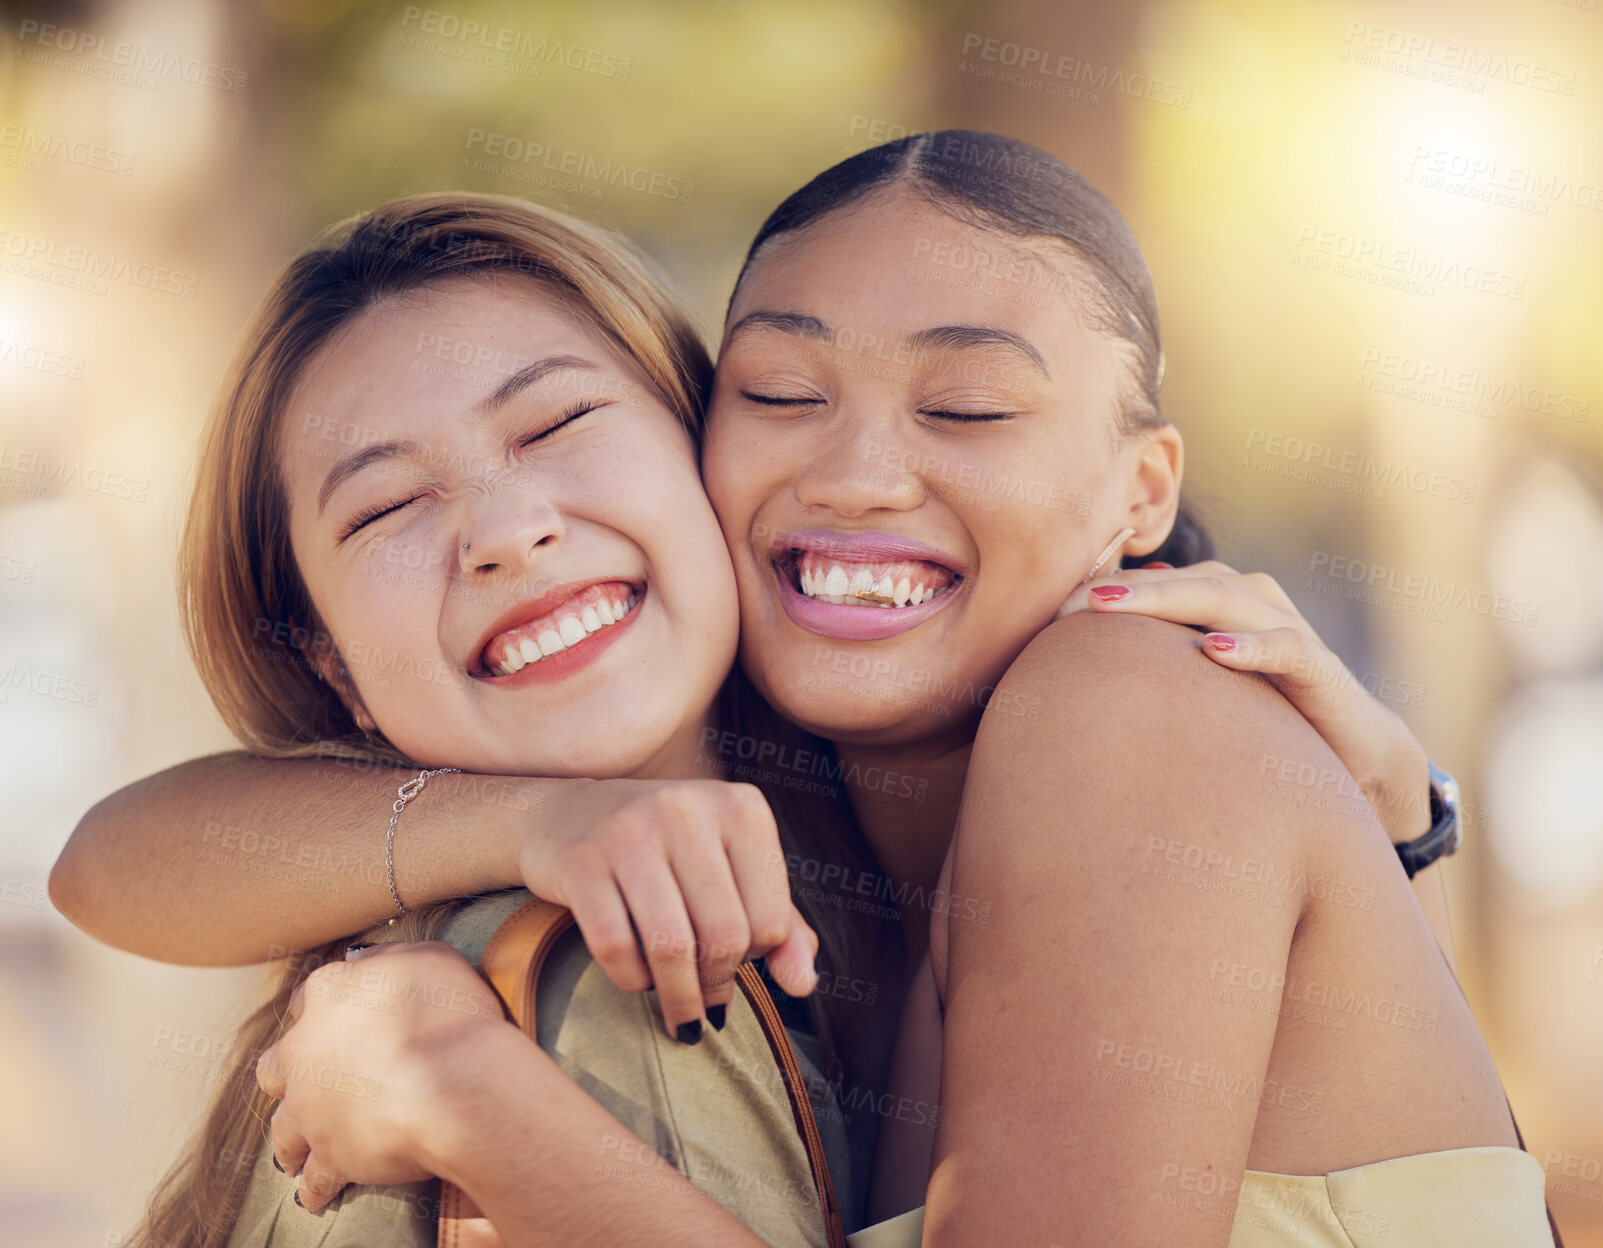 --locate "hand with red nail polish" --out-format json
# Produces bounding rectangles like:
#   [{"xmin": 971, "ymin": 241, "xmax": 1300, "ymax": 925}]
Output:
[{"xmin": 1056, "ymin": 559, "xmax": 1430, "ymax": 847}]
